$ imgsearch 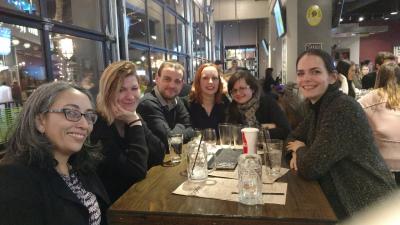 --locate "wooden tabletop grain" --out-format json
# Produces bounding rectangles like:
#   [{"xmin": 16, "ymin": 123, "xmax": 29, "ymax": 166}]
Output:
[{"xmin": 108, "ymin": 153, "xmax": 337, "ymax": 225}]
